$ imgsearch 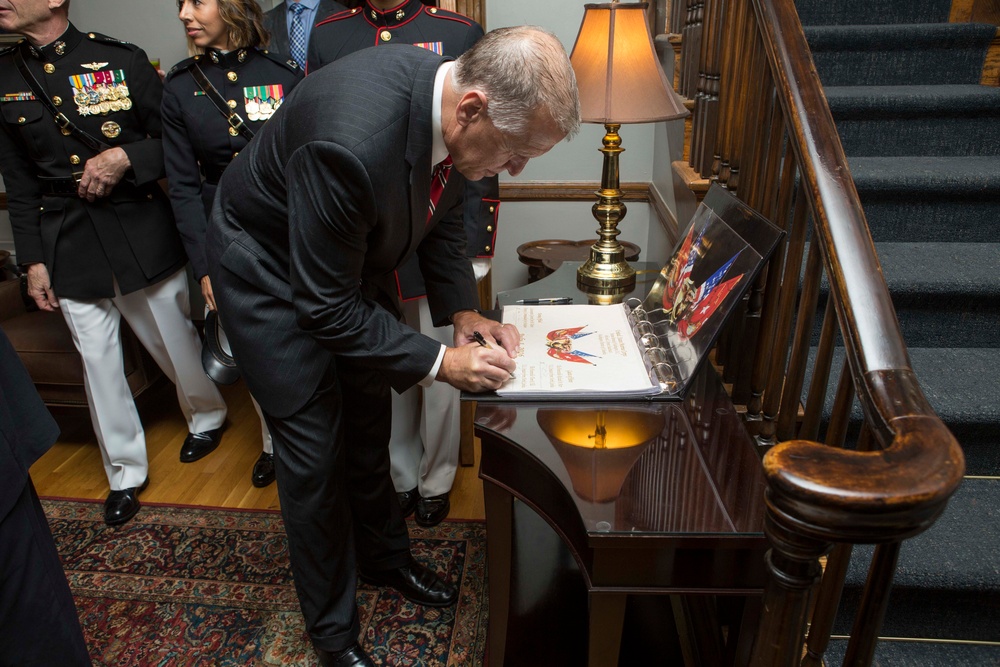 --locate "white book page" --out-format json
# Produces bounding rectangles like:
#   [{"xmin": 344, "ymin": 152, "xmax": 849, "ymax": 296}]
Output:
[{"xmin": 497, "ymin": 304, "xmax": 658, "ymax": 397}]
